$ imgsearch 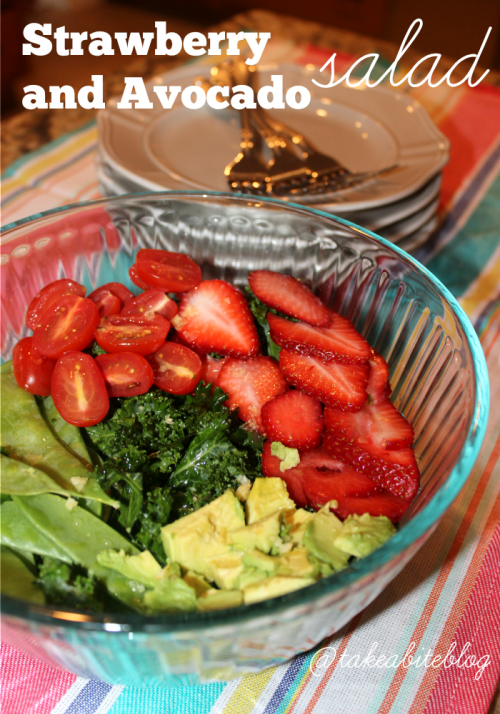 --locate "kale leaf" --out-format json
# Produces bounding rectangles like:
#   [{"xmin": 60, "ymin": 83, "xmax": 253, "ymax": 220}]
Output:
[
  {"xmin": 37, "ymin": 557, "xmax": 105, "ymax": 612},
  {"xmin": 243, "ymin": 286, "xmax": 281, "ymax": 359}
]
